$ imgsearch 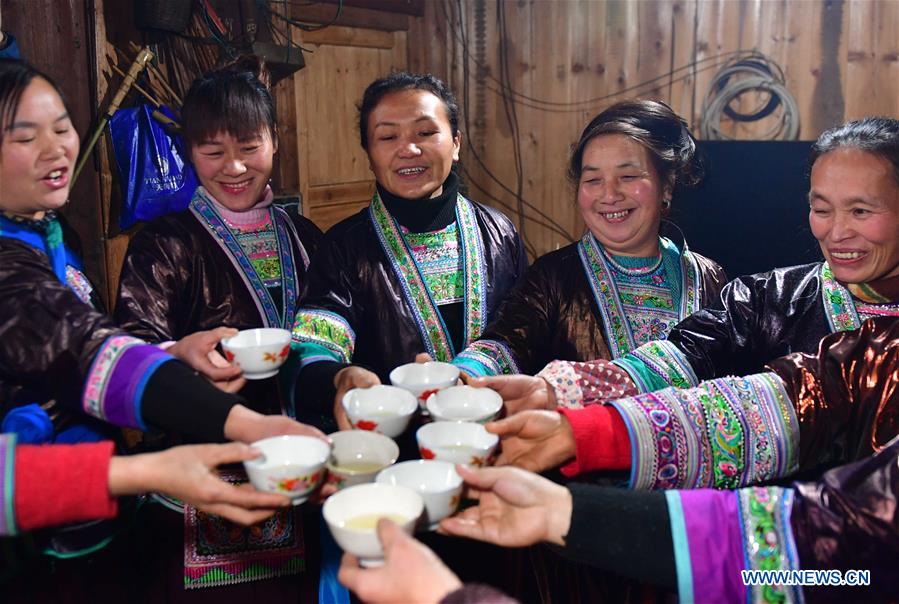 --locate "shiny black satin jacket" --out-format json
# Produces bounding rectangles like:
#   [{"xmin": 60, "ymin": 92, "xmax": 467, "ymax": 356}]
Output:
[
  {"xmin": 114, "ymin": 208, "xmax": 321, "ymax": 341},
  {"xmin": 0, "ymin": 239, "xmax": 119, "ymax": 425},
  {"xmin": 477, "ymin": 241, "xmax": 727, "ymax": 374},
  {"xmin": 768, "ymin": 315, "xmax": 899, "ymax": 475},
  {"xmin": 301, "ymin": 201, "xmax": 527, "ymax": 382},
  {"xmin": 668, "ymin": 262, "xmax": 839, "ymax": 380},
  {"xmin": 791, "ymin": 432, "xmax": 899, "ymax": 602}
]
